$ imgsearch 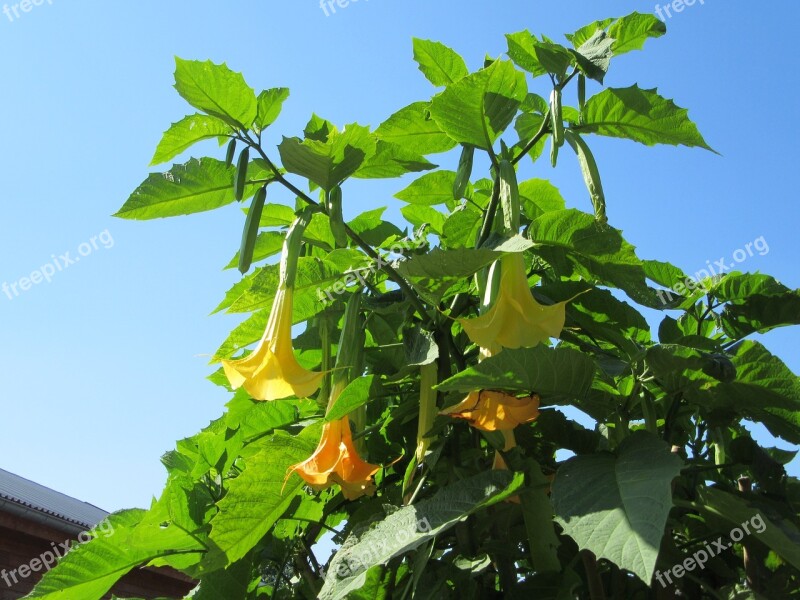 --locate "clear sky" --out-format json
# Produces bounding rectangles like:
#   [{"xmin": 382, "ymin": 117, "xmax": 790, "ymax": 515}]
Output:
[{"xmin": 1, "ymin": 0, "xmax": 797, "ymax": 512}]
